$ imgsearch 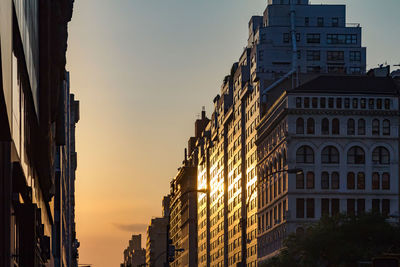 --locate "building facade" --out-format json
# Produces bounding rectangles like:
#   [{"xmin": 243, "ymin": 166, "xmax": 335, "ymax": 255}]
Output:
[
  {"xmin": 121, "ymin": 234, "xmax": 146, "ymax": 267},
  {"xmin": 0, "ymin": 0, "xmax": 75, "ymax": 266},
  {"xmin": 195, "ymin": 1, "xmax": 367, "ymax": 267},
  {"xmin": 256, "ymin": 75, "xmax": 400, "ymax": 262}
]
